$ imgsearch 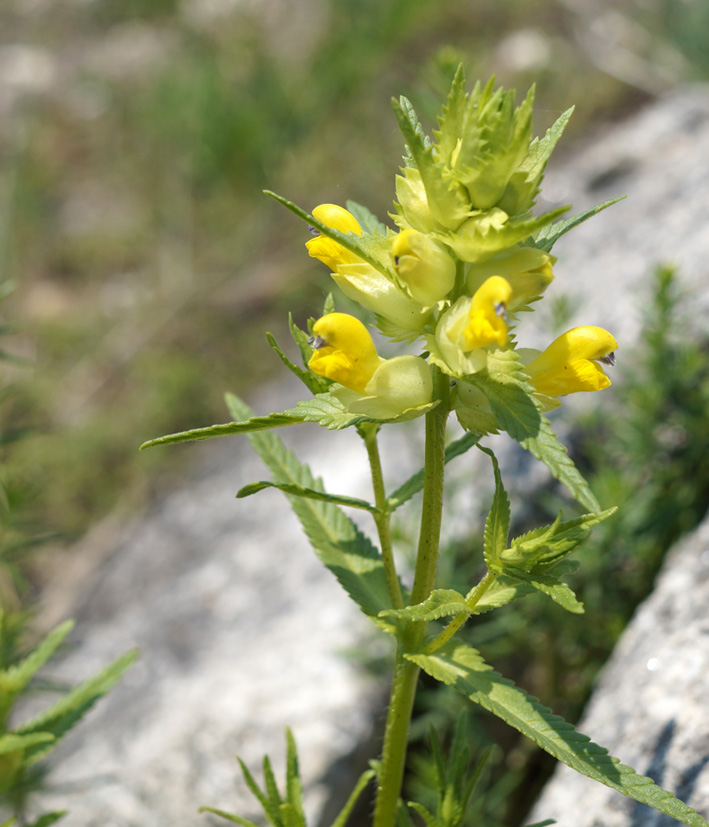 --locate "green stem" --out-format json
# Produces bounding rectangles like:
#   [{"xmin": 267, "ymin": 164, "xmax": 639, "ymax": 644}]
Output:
[
  {"xmin": 362, "ymin": 425, "xmax": 403, "ymax": 610},
  {"xmin": 373, "ymin": 368, "xmax": 450, "ymax": 827},
  {"xmin": 425, "ymin": 570, "xmax": 497, "ymax": 654}
]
